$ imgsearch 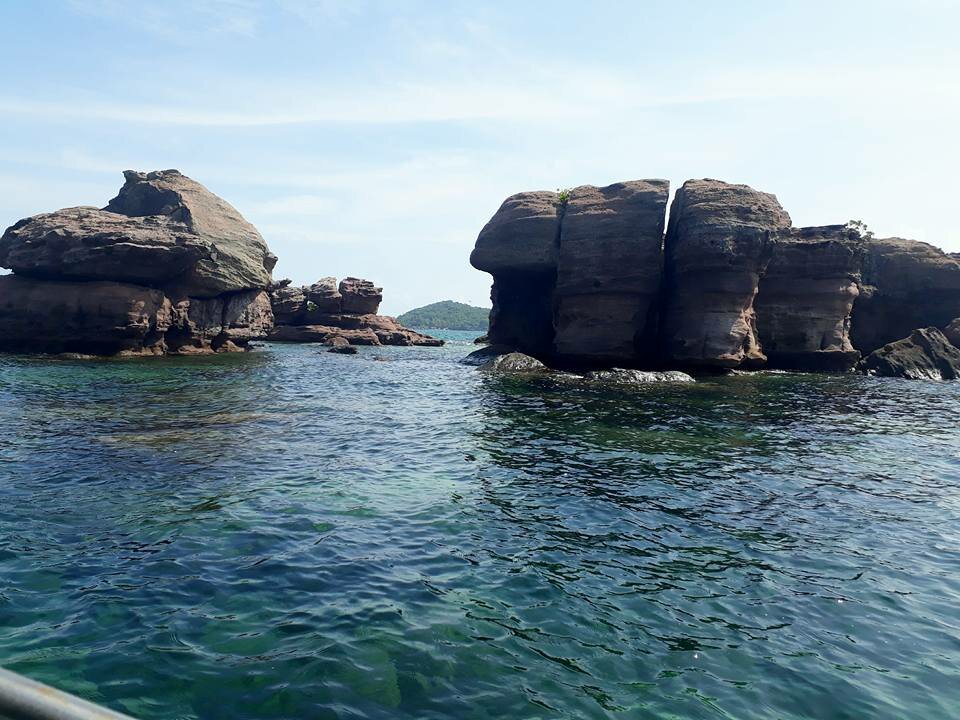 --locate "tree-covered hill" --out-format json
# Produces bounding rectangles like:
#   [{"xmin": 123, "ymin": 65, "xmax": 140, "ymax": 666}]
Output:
[{"xmin": 397, "ymin": 301, "xmax": 490, "ymax": 331}]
